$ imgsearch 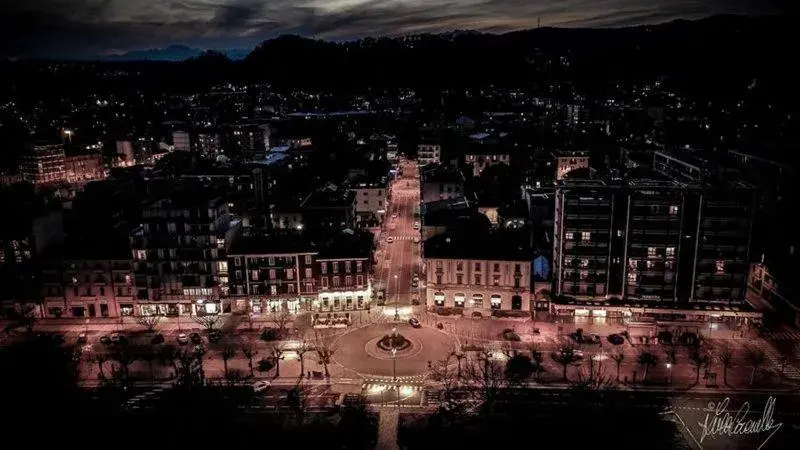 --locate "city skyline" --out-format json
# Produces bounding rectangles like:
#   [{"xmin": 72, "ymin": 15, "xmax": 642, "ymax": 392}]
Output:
[{"xmin": 2, "ymin": 0, "xmax": 786, "ymax": 59}]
